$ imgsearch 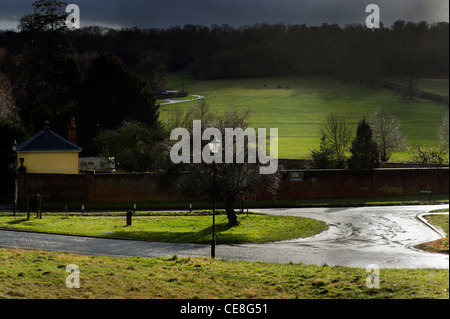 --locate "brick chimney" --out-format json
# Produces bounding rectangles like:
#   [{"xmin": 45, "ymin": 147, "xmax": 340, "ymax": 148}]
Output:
[{"xmin": 68, "ymin": 117, "xmax": 77, "ymax": 145}]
